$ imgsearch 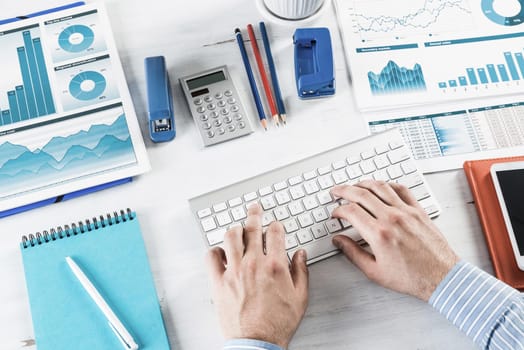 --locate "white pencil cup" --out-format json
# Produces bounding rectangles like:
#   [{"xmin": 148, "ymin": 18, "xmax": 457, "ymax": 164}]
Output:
[{"xmin": 263, "ymin": 0, "xmax": 325, "ymax": 20}]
